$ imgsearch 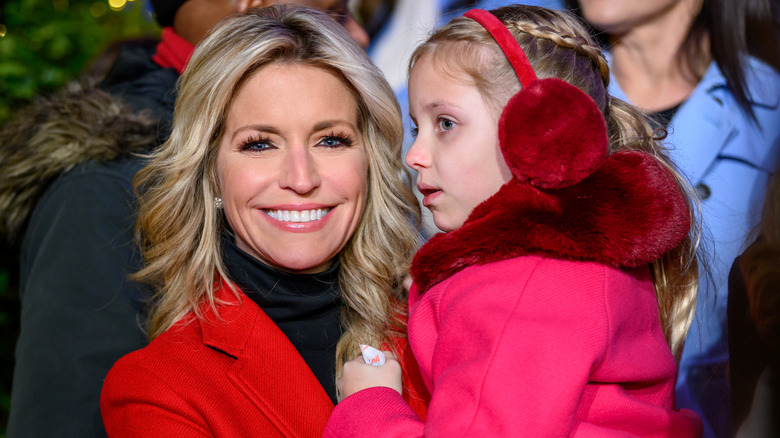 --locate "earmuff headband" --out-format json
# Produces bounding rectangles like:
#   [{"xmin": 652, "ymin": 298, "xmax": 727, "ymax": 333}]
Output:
[{"xmin": 463, "ymin": 9, "xmax": 537, "ymax": 89}]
